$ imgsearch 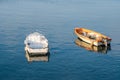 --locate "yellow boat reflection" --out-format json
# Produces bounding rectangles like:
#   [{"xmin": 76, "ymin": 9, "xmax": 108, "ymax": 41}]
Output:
[
  {"xmin": 75, "ymin": 38, "xmax": 111, "ymax": 53},
  {"xmin": 25, "ymin": 51, "xmax": 50, "ymax": 62}
]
